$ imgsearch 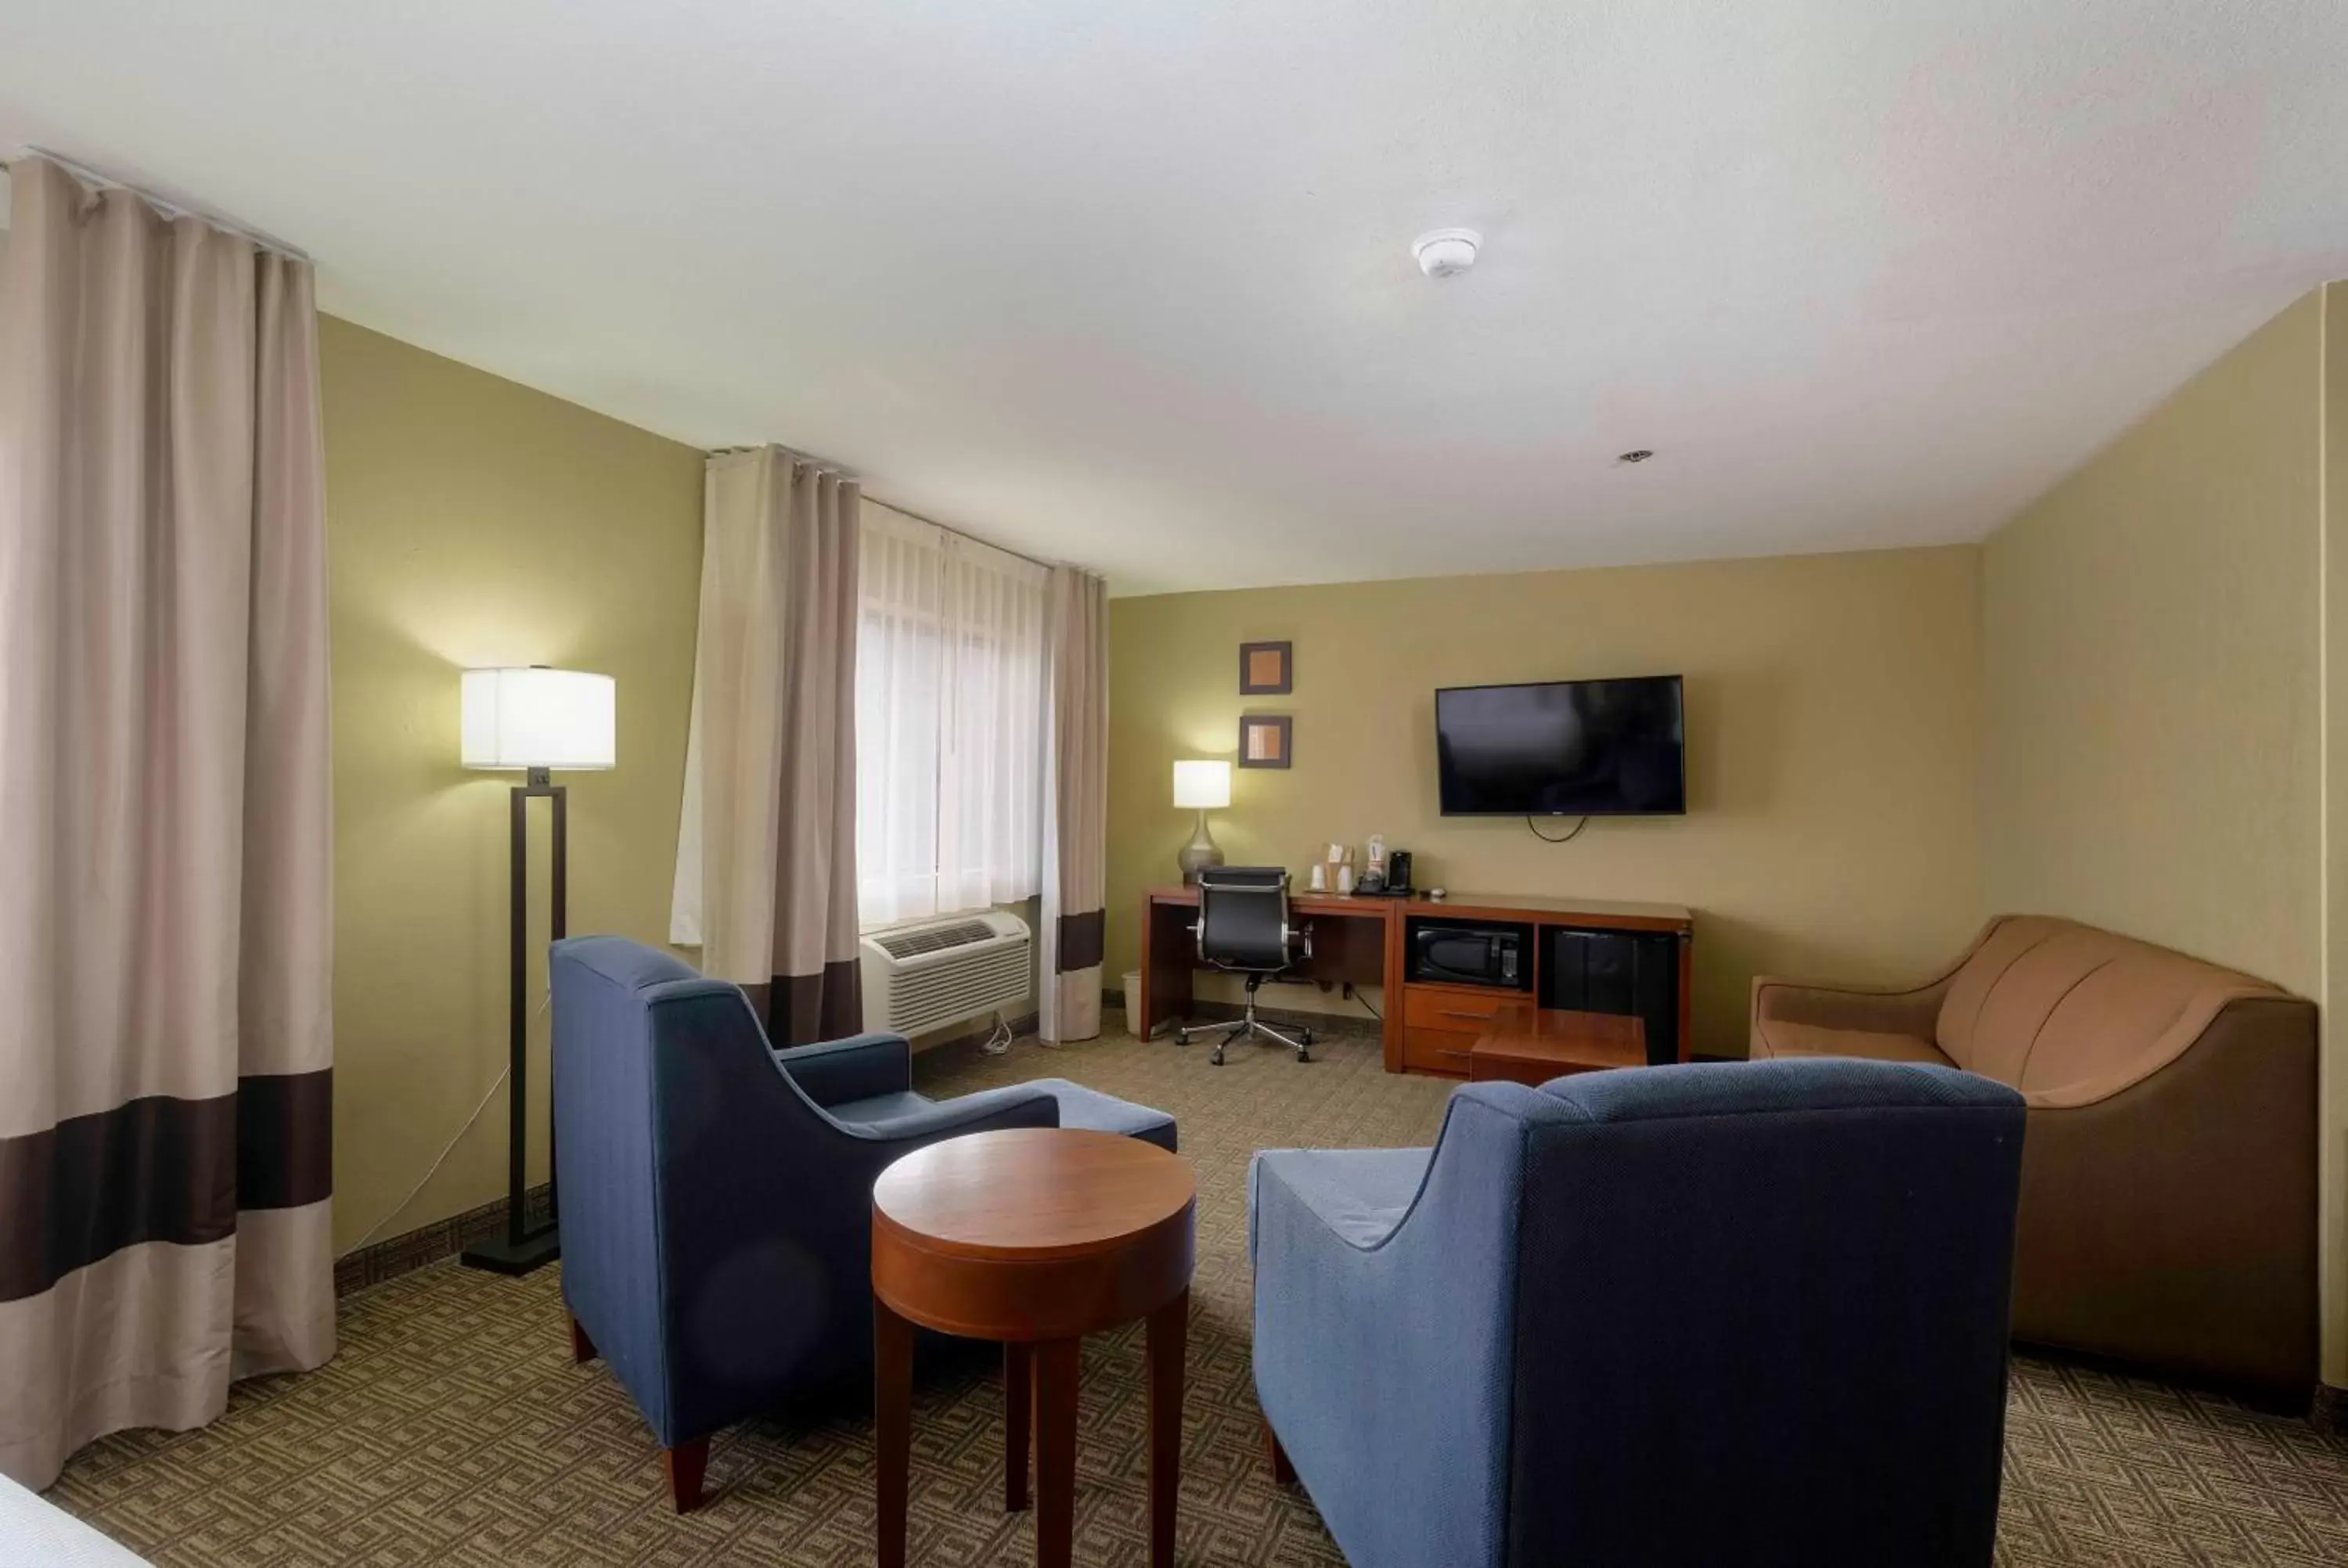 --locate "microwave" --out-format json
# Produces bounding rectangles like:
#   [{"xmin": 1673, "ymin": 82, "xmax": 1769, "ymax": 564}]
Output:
[{"xmin": 1409, "ymin": 924, "xmax": 1528, "ymax": 989}]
